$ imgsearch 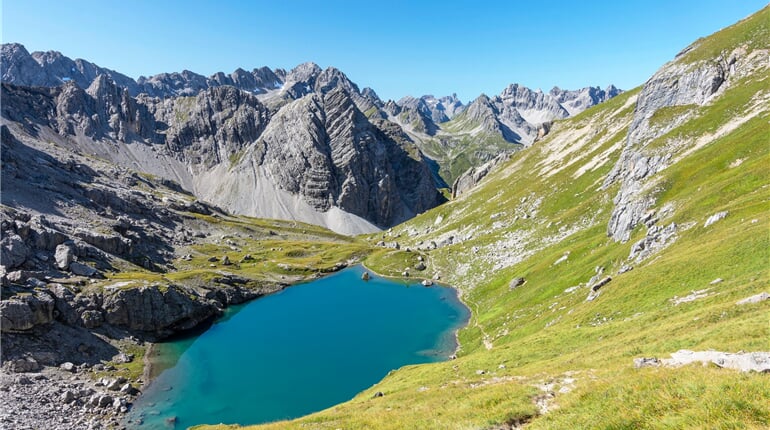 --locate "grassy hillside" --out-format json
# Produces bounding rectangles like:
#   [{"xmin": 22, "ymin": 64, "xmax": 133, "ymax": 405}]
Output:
[{"xmin": 199, "ymin": 6, "xmax": 770, "ymax": 429}]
